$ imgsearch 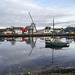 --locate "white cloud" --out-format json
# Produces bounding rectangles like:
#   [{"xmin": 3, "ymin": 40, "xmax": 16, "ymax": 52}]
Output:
[
  {"xmin": 5, "ymin": 0, "xmax": 18, "ymax": 2},
  {"xmin": 0, "ymin": 0, "xmax": 75, "ymax": 28}
]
